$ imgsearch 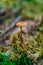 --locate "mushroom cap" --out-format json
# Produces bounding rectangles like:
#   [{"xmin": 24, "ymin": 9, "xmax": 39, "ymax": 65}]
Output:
[{"xmin": 16, "ymin": 21, "xmax": 27, "ymax": 27}]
